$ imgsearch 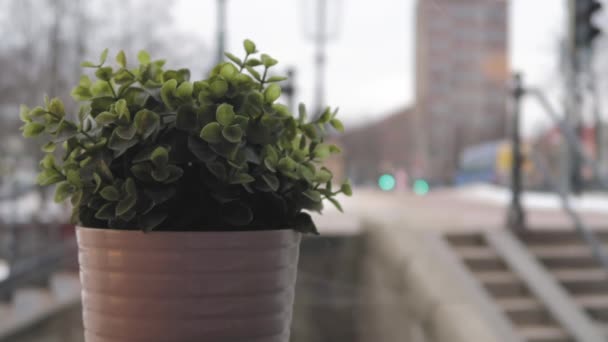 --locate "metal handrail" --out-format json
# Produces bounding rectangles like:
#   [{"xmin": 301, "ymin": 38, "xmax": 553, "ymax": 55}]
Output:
[{"xmin": 517, "ymin": 84, "xmax": 608, "ymax": 275}]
